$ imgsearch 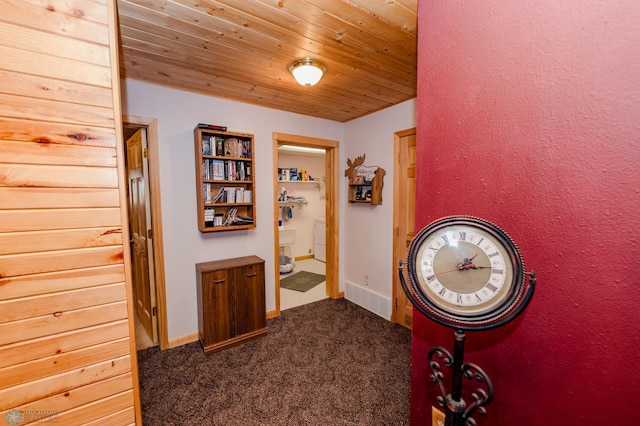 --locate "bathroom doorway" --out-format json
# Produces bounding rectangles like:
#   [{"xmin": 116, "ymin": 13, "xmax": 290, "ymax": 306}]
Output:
[{"xmin": 272, "ymin": 133, "xmax": 340, "ymax": 316}]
